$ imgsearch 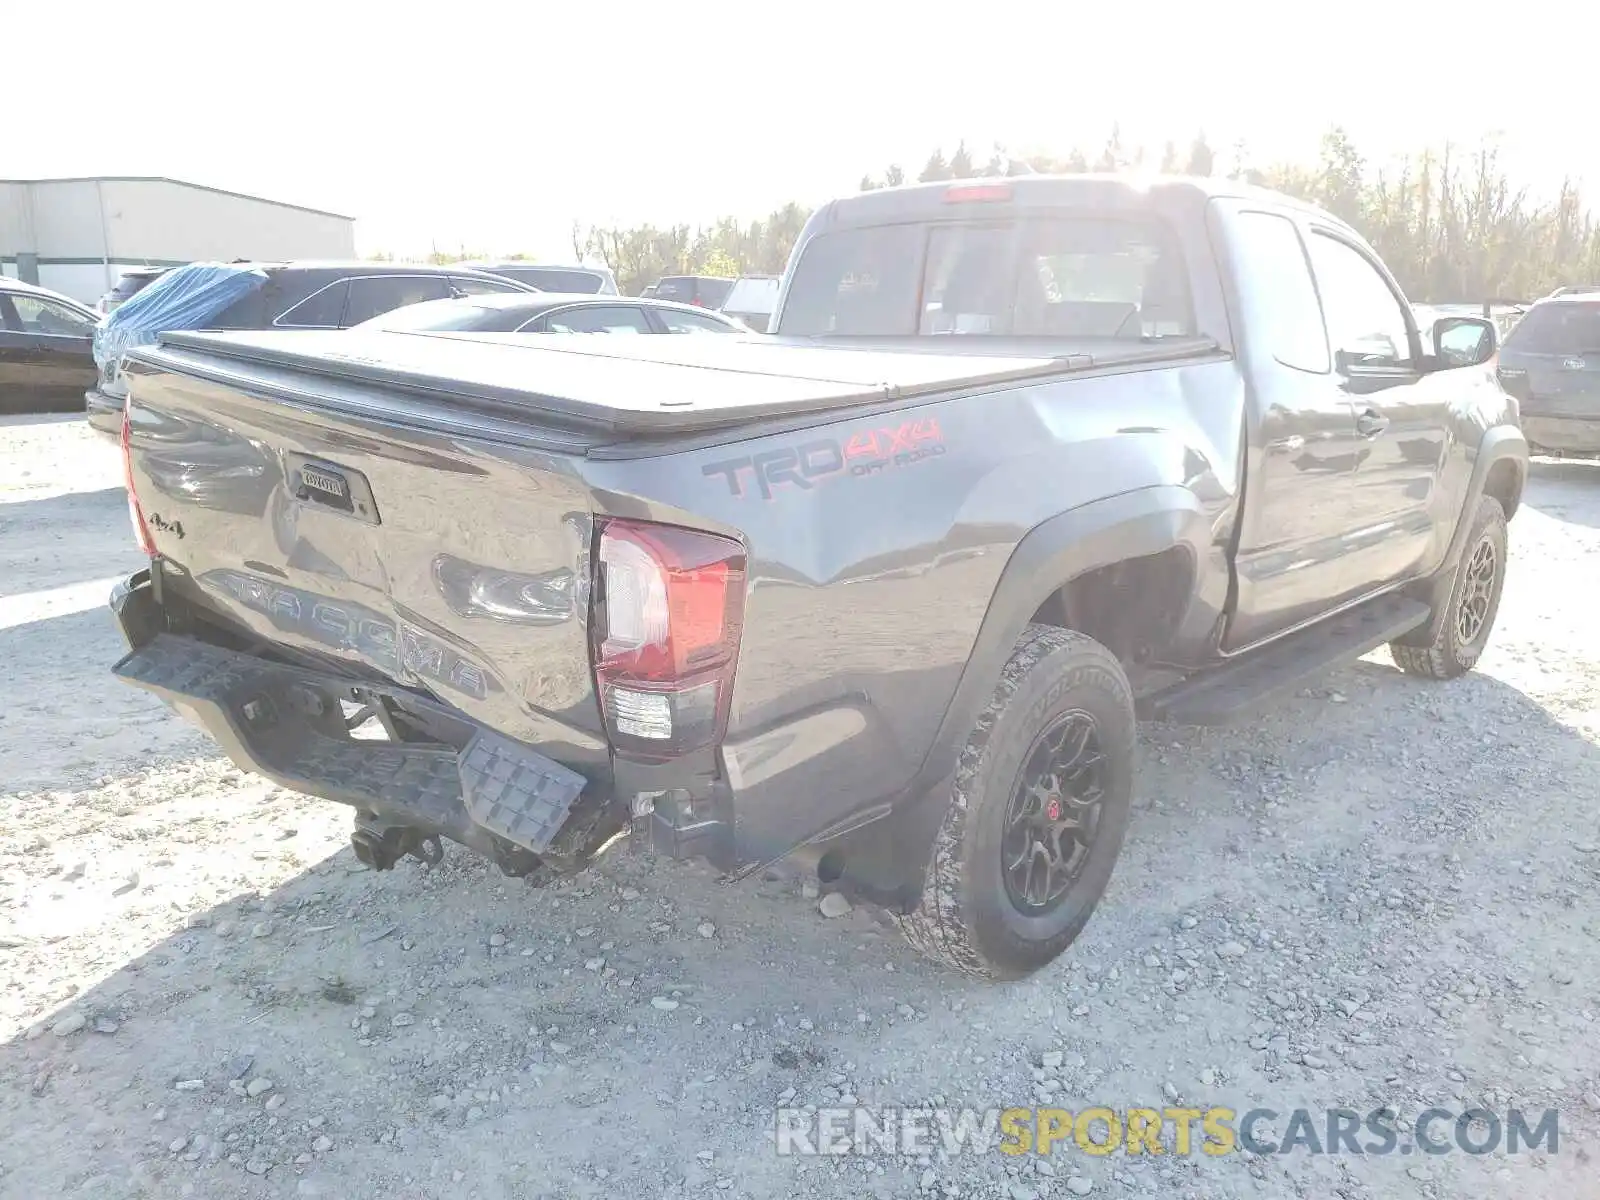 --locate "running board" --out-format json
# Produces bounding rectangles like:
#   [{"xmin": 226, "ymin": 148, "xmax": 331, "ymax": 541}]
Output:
[{"xmin": 1139, "ymin": 595, "xmax": 1430, "ymax": 726}]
